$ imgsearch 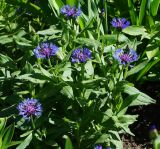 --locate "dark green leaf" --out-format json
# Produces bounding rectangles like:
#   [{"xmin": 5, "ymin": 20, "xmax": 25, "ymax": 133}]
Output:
[
  {"xmin": 64, "ymin": 136, "xmax": 73, "ymax": 149},
  {"xmin": 151, "ymin": 0, "xmax": 160, "ymax": 16},
  {"xmin": 16, "ymin": 133, "xmax": 32, "ymax": 149},
  {"xmin": 2, "ymin": 124, "xmax": 15, "ymax": 148}
]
